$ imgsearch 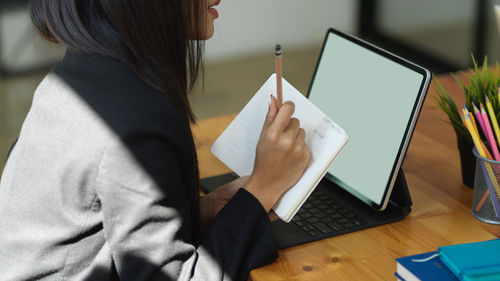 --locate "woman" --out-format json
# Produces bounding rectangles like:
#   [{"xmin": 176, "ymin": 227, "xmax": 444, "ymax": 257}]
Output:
[{"xmin": 0, "ymin": 1, "xmax": 310, "ymax": 280}]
